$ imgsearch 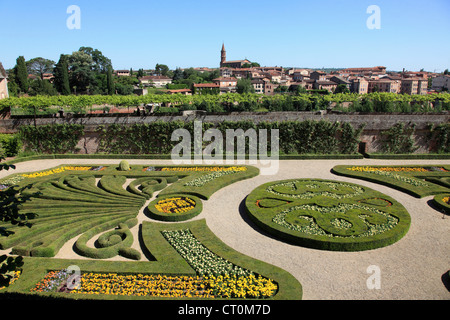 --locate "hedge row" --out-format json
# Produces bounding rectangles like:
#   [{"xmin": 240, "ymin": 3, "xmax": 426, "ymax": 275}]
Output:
[{"xmin": 244, "ymin": 179, "xmax": 412, "ymax": 251}]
